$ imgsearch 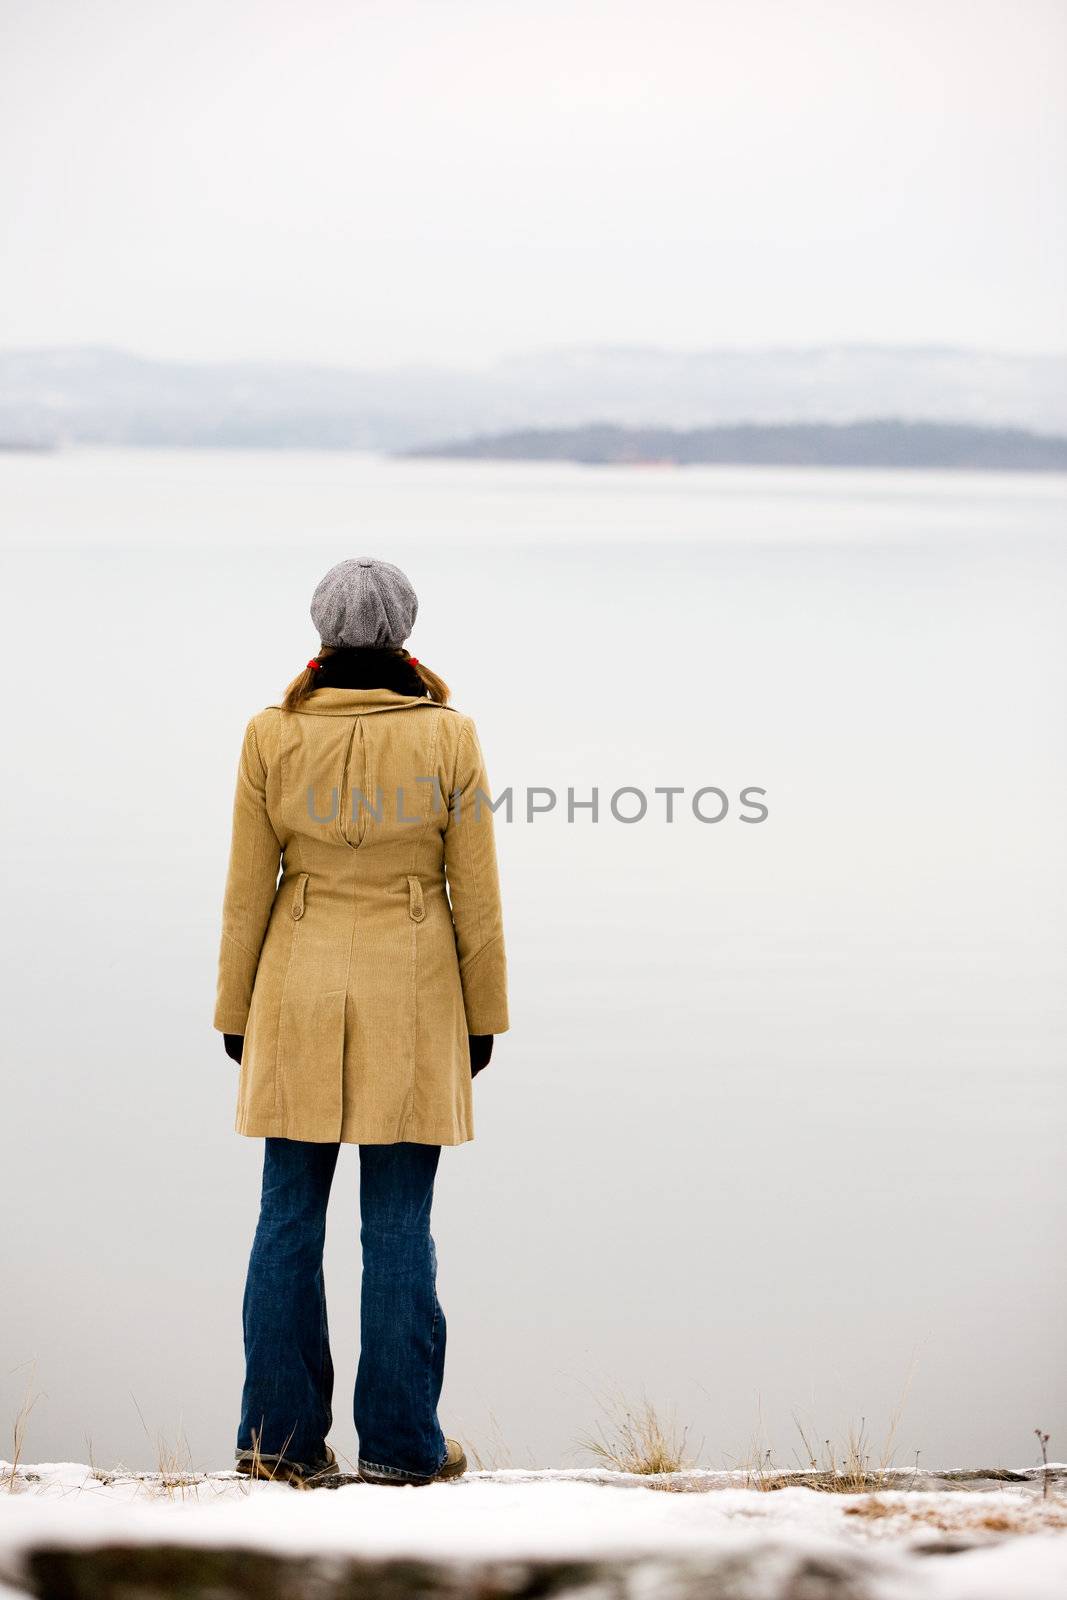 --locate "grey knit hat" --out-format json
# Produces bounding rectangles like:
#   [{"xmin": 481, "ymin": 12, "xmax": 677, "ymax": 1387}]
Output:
[{"xmin": 310, "ymin": 558, "xmax": 418, "ymax": 649}]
